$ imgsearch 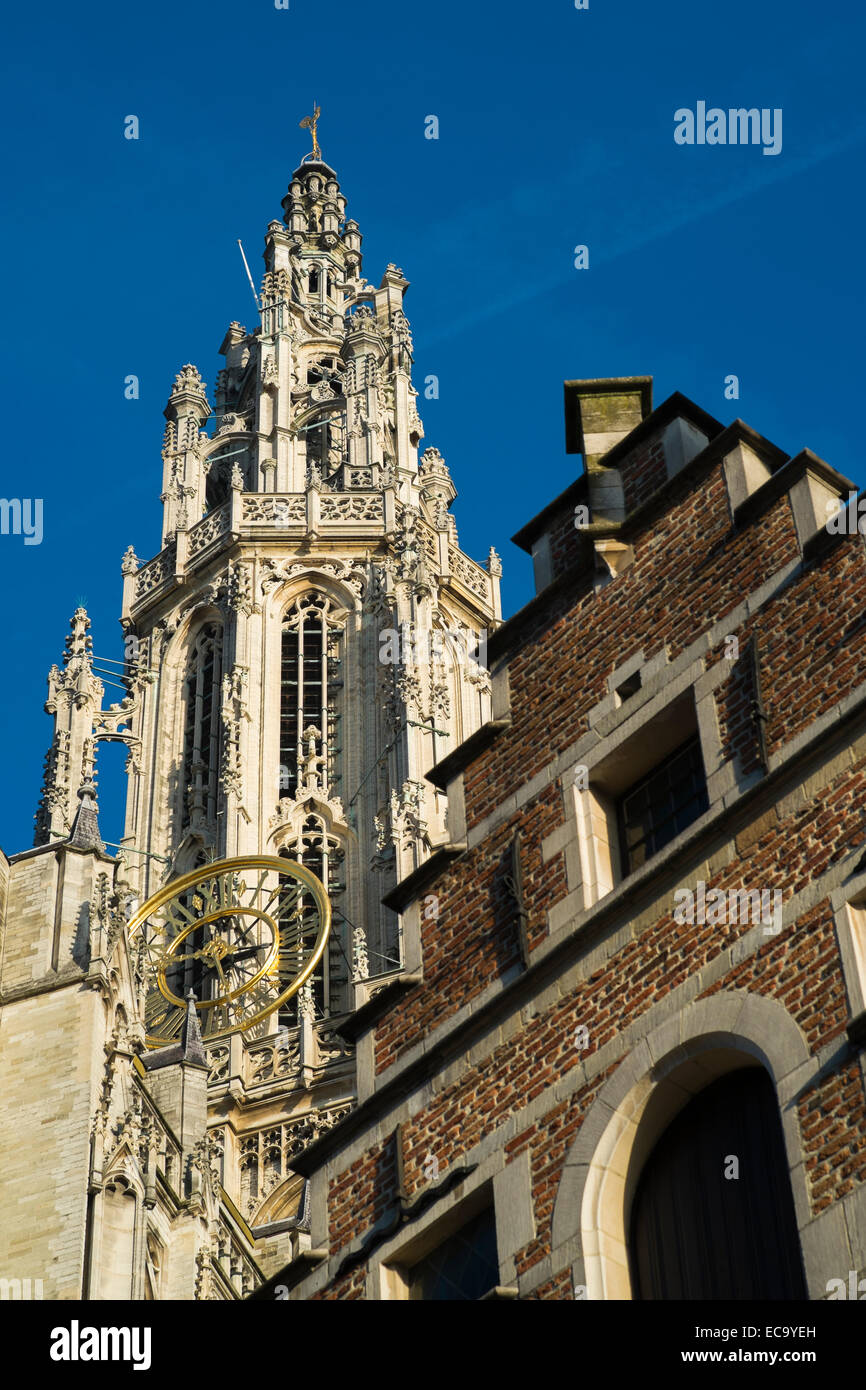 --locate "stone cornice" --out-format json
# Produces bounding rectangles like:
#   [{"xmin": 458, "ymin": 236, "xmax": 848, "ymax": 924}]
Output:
[
  {"xmin": 733, "ymin": 447, "xmax": 855, "ymax": 530},
  {"xmin": 381, "ymin": 842, "xmax": 468, "ymax": 906}
]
